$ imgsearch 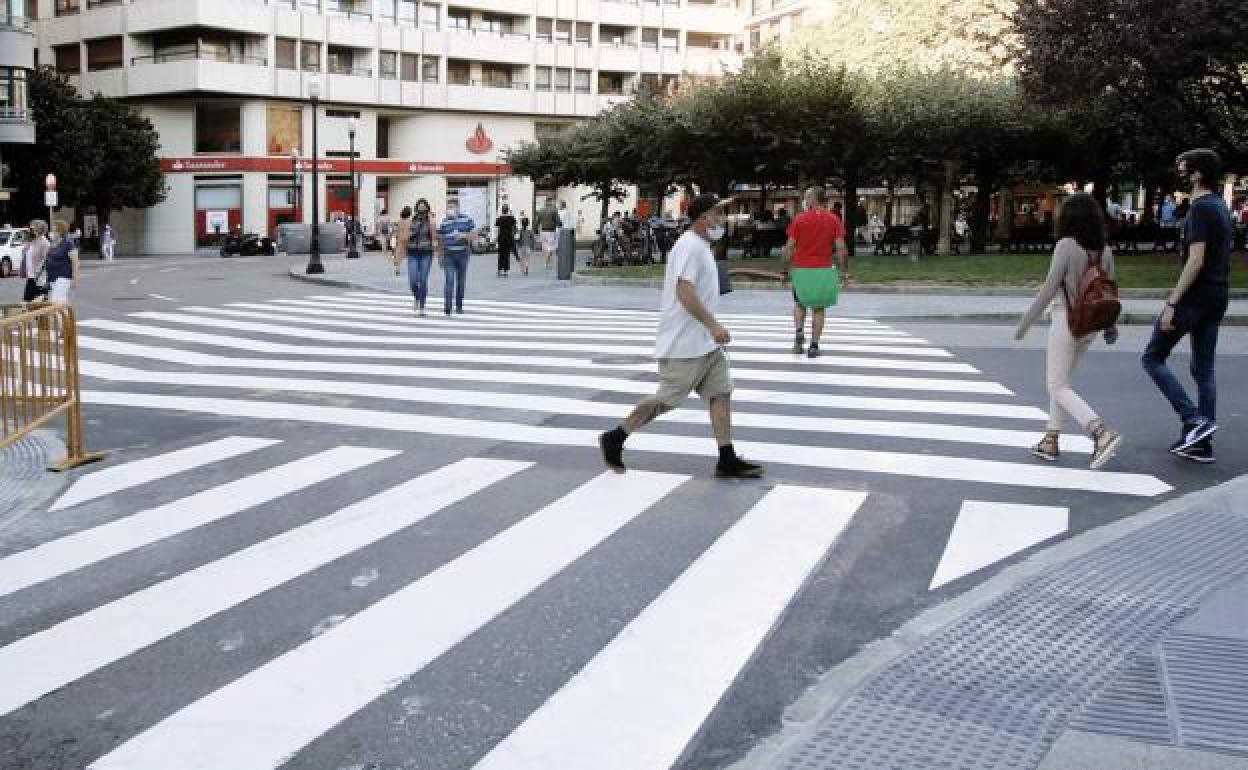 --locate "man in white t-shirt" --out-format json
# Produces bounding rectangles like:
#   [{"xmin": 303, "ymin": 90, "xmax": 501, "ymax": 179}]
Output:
[{"xmin": 599, "ymin": 194, "xmax": 764, "ymax": 479}]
